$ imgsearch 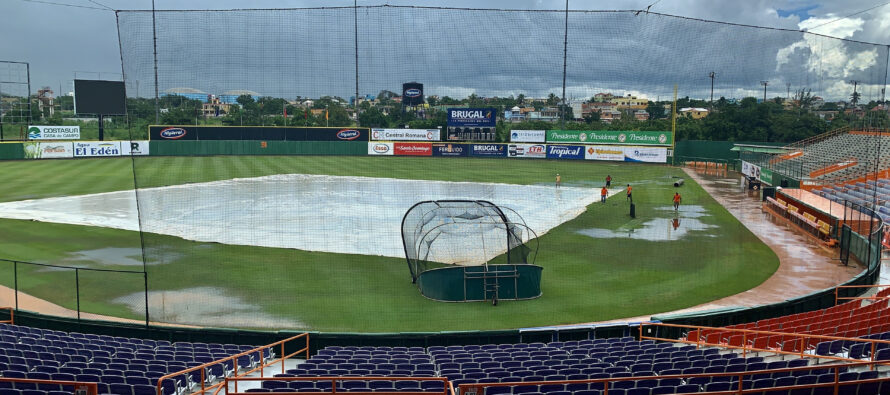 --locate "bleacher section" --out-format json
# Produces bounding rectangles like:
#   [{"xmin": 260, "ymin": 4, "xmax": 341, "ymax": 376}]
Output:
[
  {"xmin": 0, "ymin": 323, "xmax": 272, "ymax": 395},
  {"xmin": 812, "ymin": 178, "xmax": 890, "ymax": 222},
  {"xmin": 2, "ymin": 296, "xmax": 890, "ymax": 395},
  {"xmin": 769, "ymin": 130, "xmax": 890, "ymax": 183}
]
